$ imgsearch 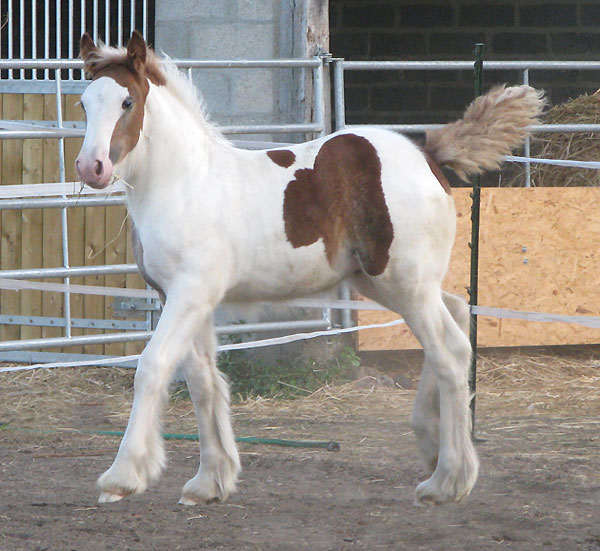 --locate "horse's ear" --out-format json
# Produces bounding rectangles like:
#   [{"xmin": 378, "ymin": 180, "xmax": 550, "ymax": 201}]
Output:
[
  {"xmin": 80, "ymin": 33, "xmax": 96, "ymax": 61},
  {"xmin": 127, "ymin": 30, "xmax": 147, "ymax": 73}
]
